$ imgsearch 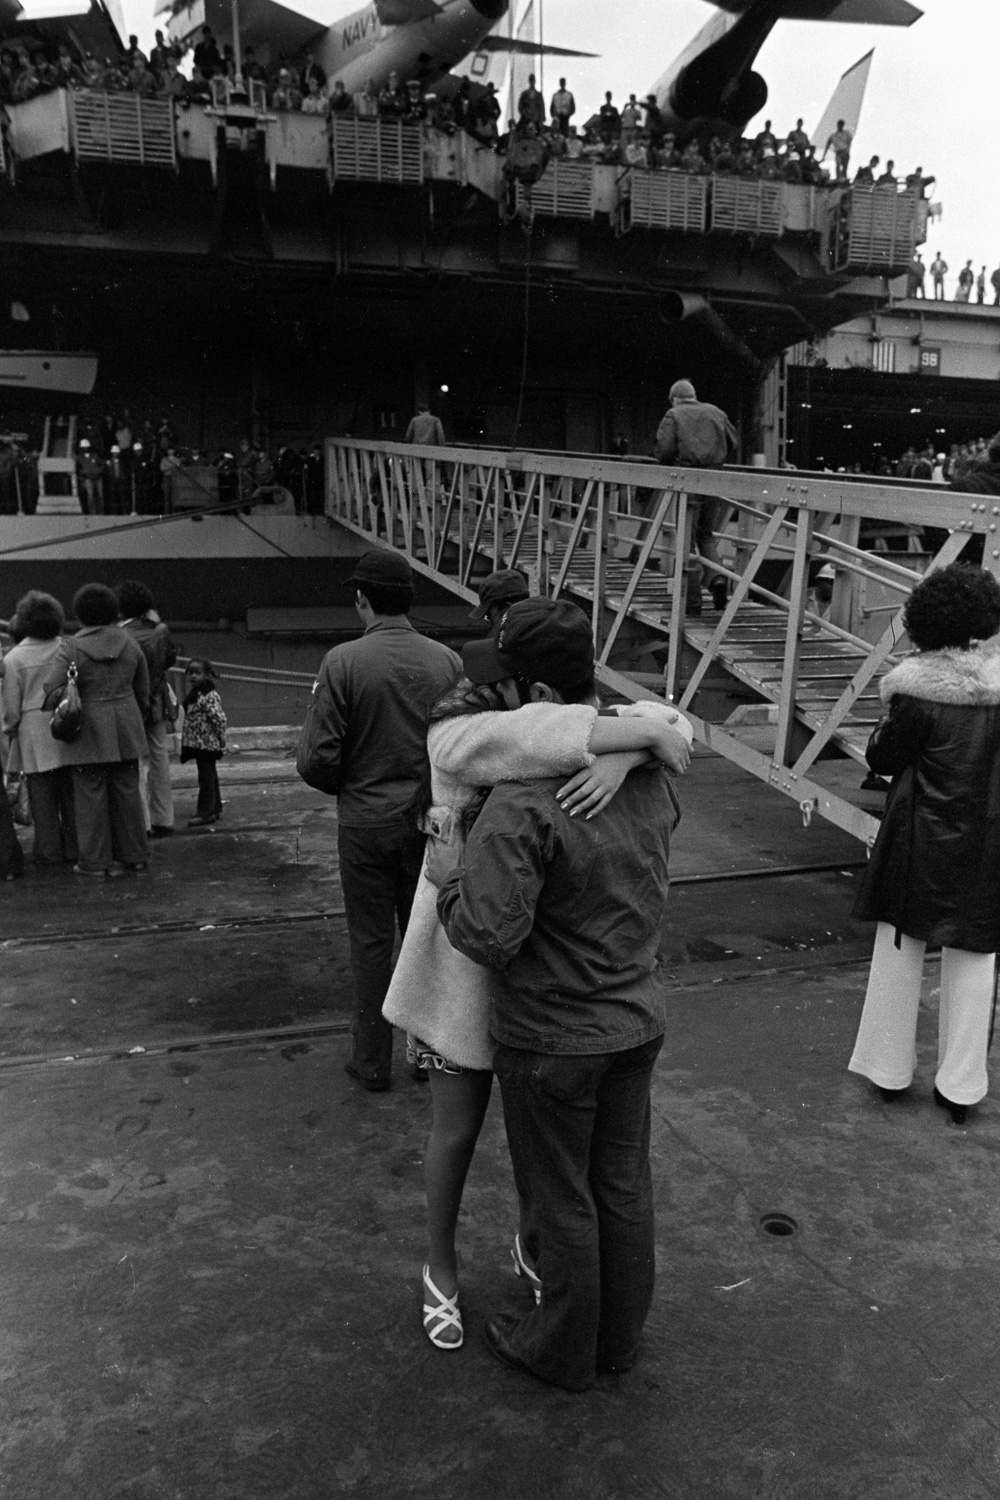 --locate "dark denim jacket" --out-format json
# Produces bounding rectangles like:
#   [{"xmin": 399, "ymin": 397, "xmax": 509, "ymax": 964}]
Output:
[{"xmin": 437, "ymin": 766, "xmax": 679, "ymax": 1054}]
